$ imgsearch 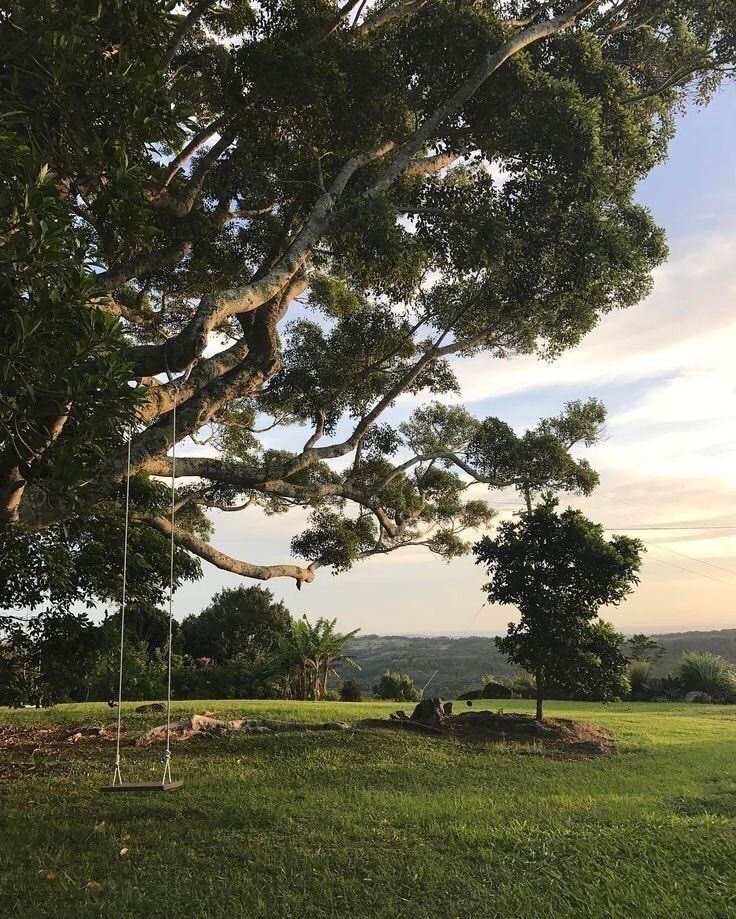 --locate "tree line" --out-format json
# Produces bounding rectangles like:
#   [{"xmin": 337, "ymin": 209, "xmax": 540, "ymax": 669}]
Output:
[{"xmin": 0, "ymin": 586, "xmax": 358, "ymax": 706}]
